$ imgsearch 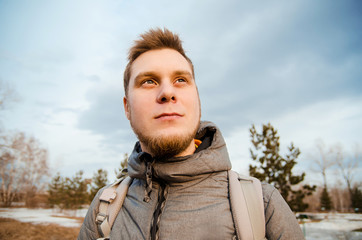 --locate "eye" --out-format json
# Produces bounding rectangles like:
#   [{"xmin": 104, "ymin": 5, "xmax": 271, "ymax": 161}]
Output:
[
  {"xmin": 142, "ymin": 79, "xmax": 156, "ymax": 85},
  {"xmin": 175, "ymin": 77, "xmax": 187, "ymax": 83}
]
